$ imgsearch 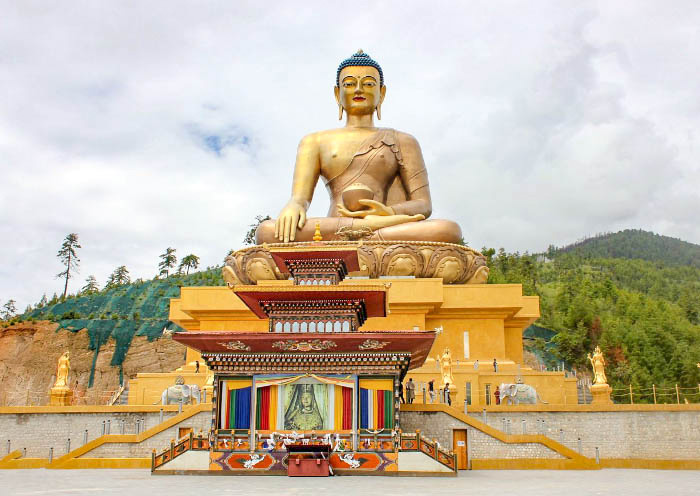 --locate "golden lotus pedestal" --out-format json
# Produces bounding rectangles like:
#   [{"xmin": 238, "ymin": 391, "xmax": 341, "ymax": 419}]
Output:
[
  {"xmin": 223, "ymin": 241, "xmax": 490, "ymax": 286},
  {"xmin": 590, "ymin": 384, "xmax": 613, "ymax": 405},
  {"xmin": 49, "ymin": 386, "xmax": 73, "ymax": 406}
]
